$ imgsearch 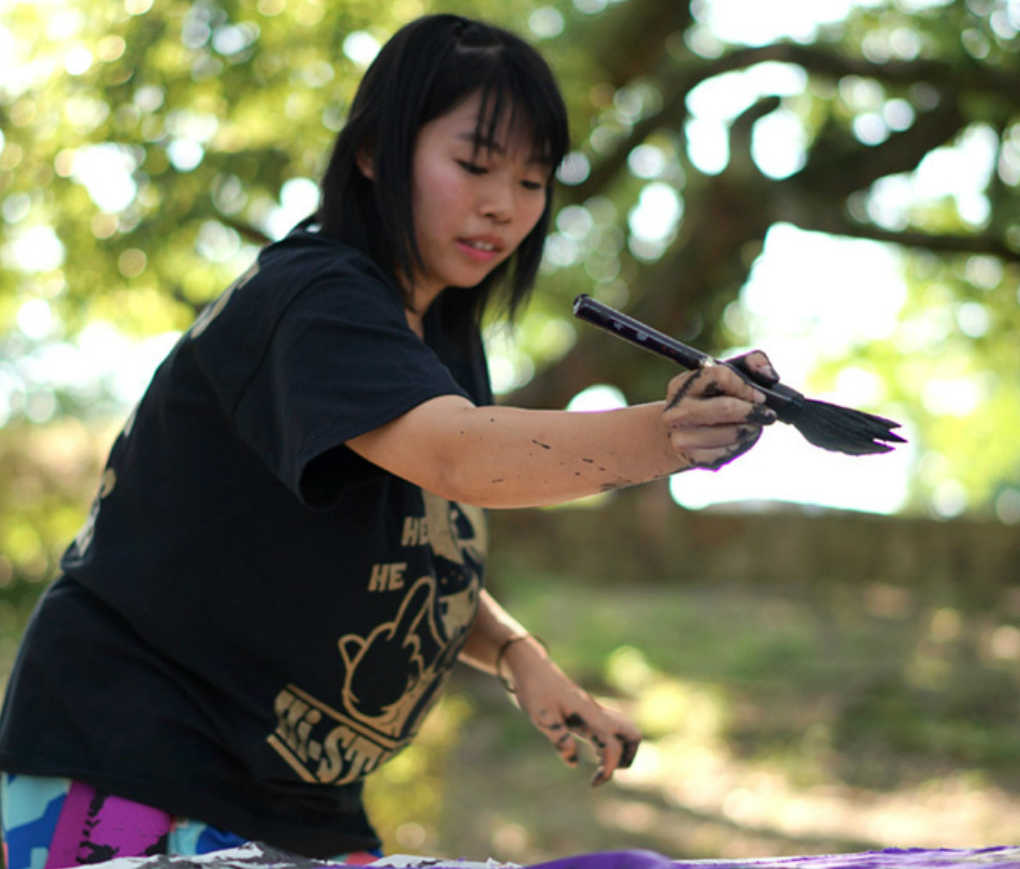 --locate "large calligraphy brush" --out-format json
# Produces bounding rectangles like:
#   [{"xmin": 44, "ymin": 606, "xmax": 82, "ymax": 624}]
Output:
[{"xmin": 572, "ymin": 294, "xmax": 906, "ymax": 456}]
